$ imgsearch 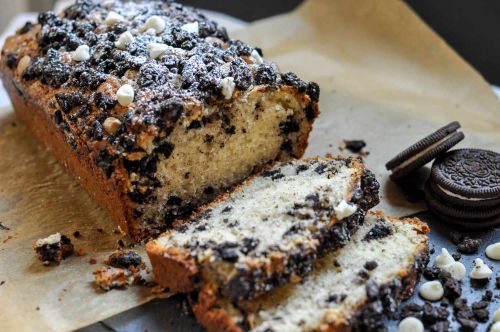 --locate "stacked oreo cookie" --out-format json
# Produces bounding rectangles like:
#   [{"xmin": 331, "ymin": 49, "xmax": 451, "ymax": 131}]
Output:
[
  {"xmin": 386, "ymin": 121, "xmax": 500, "ymax": 229},
  {"xmin": 425, "ymin": 149, "xmax": 500, "ymax": 229}
]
